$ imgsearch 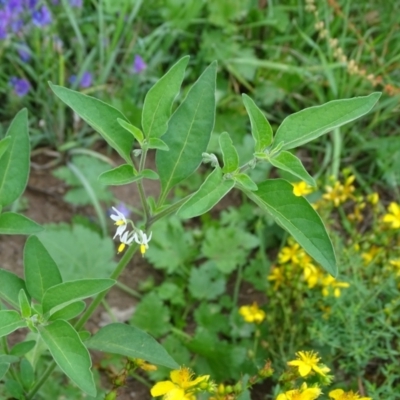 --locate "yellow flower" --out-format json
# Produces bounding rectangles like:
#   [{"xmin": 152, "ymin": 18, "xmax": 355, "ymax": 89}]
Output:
[
  {"xmin": 329, "ymin": 388, "xmax": 371, "ymax": 400},
  {"xmin": 382, "ymin": 202, "xmax": 400, "ymax": 229},
  {"xmin": 151, "ymin": 367, "xmax": 209, "ymax": 400},
  {"xmin": 321, "ymin": 275, "xmax": 350, "ymax": 298},
  {"xmin": 303, "ymin": 263, "xmax": 322, "ymax": 289},
  {"xmin": 390, "ymin": 259, "xmax": 400, "ymax": 277},
  {"xmin": 277, "ymin": 383, "xmax": 322, "ymax": 400},
  {"xmin": 360, "ymin": 246, "xmax": 380, "ymax": 265},
  {"xmin": 268, "ymin": 266, "xmax": 286, "ymax": 290},
  {"xmin": 292, "ymin": 182, "xmax": 313, "ymax": 197},
  {"xmin": 287, "ymin": 351, "xmax": 330, "ymax": 377},
  {"xmin": 367, "ymin": 192, "xmax": 379, "ymax": 205},
  {"xmin": 322, "ymin": 176, "xmax": 355, "ymax": 207},
  {"xmin": 239, "ymin": 302, "xmax": 266, "ymax": 324},
  {"xmin": 278, "ymin": 242, "xmax": 303, "ymax": 265},
  {"xmin": 133, "ymin": 358, "xmax": 157, "ymax": 371}
]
